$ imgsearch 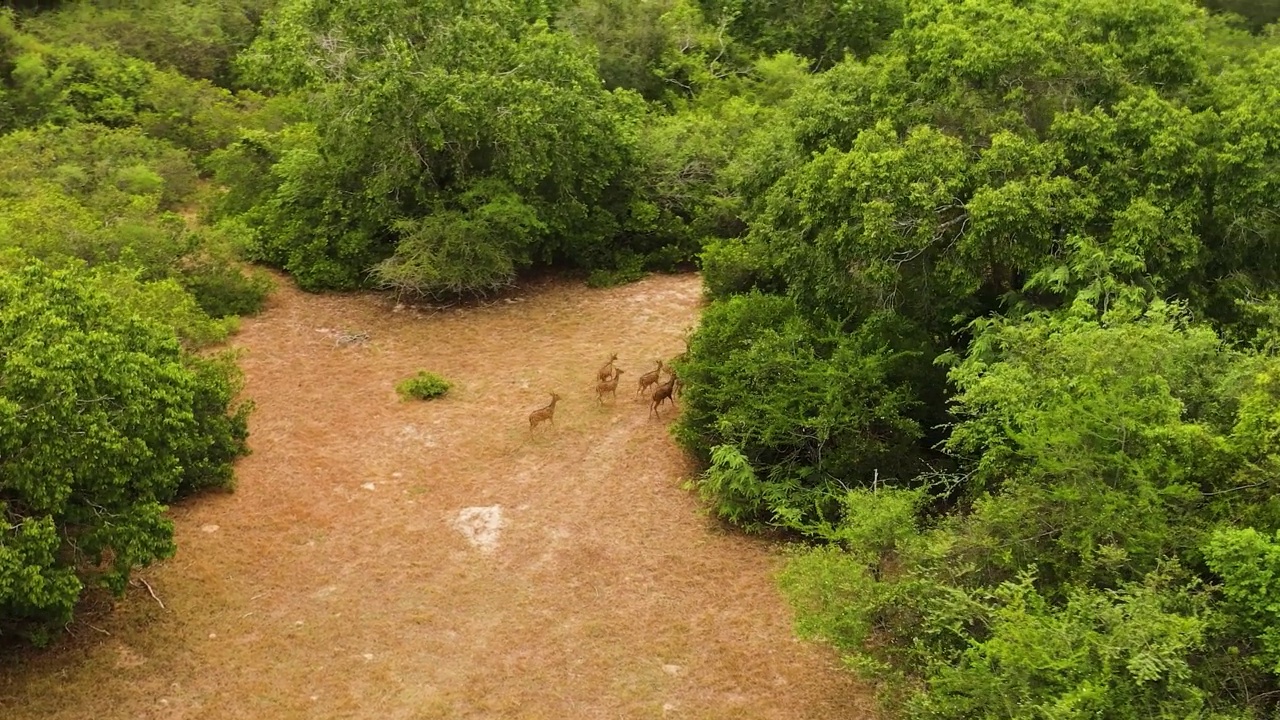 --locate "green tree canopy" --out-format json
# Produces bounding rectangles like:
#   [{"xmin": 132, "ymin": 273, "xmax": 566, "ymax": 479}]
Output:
[
  {"xmin": 217, "ymin": 0, "xmax": 653, "ymax": 293},
  {"xmin": 0, "ymin": 261, "xmax": 250, "ymax": 644}
]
